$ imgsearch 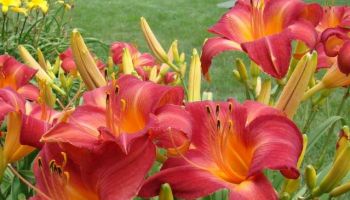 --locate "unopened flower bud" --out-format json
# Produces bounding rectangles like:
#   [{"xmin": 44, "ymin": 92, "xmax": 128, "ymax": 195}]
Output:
[
  {"xmin": 159, "ymin": 183, "xmax": 174, "ymax": 200},
  {"xmin": 141, "ymin": 17, "xmax": 168, "ymax": 63},
  {"xmin": 188, "ymin": 49, "xmax": 201, "ymax": 102},
  {"xmin": 236, "ymin": 59, "xmax": 248, "ymax": 81},
  {"xmin": 305, "ymin": 165, "xmax": 317, "ymax": 190}
]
